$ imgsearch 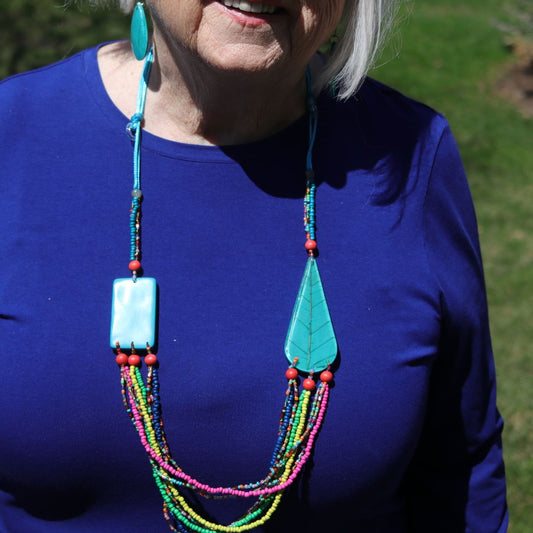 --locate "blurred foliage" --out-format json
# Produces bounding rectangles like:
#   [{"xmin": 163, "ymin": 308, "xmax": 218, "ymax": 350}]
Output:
[{"xmin": 1, "ymin": 0, "xmax": 129, "ymax": 79}]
